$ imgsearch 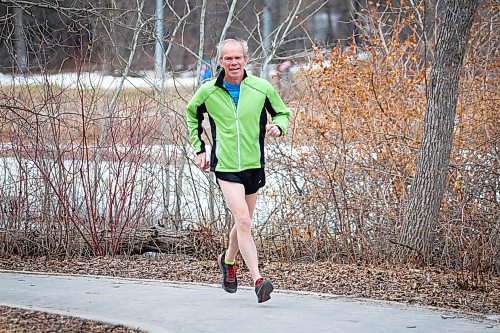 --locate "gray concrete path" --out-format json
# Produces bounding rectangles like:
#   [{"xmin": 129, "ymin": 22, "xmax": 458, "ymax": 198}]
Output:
[{"xmin": 0, "ymin": 271, "xmax": 498, "ymax": 333}]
